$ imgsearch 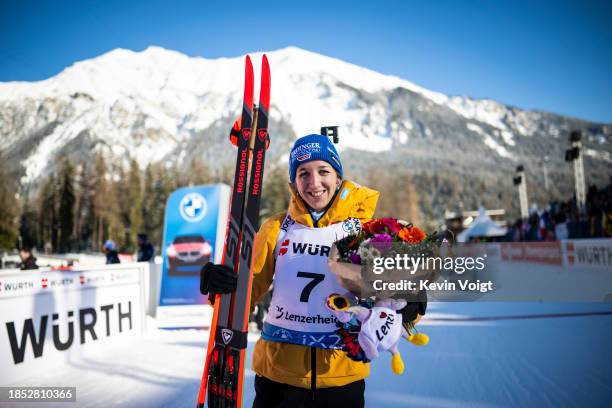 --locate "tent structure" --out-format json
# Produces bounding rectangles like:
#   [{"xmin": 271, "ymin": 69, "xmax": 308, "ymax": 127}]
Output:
[{"xmin": 457, "ymin": 207, "xmax": 508, "ymax": 242}]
